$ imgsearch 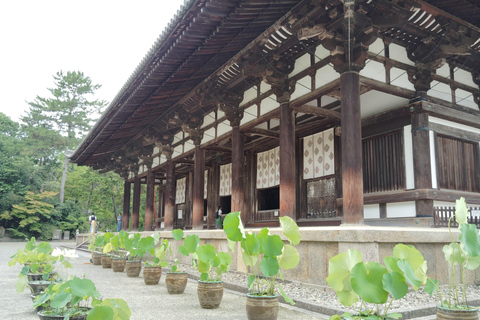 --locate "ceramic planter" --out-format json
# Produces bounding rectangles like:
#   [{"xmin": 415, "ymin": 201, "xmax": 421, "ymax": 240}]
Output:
[
  {"xmin": 101, "ymin": 255, "xmax": 112, "ymax": 268},
  {"xmin": 92, "ymin": 253, "xmax": 103, "ymax": 265},
  {"xmin": 28, "ymin": 280, "xmax": 54, "ymax": 294},
  {"xmin": 165, "ymin": 272, "xmax": 188, "ymax": 294},
  {"xmin": 143, "ymin": 266, "xmax": 162, "ymax": 285},
  {"xmin": 245, "ymin": 293, "xmax": 279, "ymax": 320},
  {"xmin": 197, "ymin": 280, "xmax": 223, "ymax": 309},
  {"xmin": 436, "ymin": 305, "xmax": 479, "ymax": 320},
  {"xmin": 27, "ymin": 272, "xmax": 54, "ymax": 282},
  {"xmin": 111, "ymin": 257, "xmax": 126, "ymax": 272},
  {"xmin": 125, "ymin": 260, "xmax": 142, "ymax": 277},
  {"xmin": 37, "ymin": 308, "xmax": 90, "ymax": 320}
]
